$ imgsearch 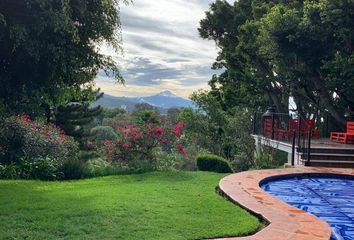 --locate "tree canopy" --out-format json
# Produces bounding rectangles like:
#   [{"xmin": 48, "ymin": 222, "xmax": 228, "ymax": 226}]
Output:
[
  {"xmin": 199, "ymin": 0, "xmax": 354, "ymax": 123},
  {"xmin": 0, "ymin": 0, "xmax": 129, "ymax": 118}
]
